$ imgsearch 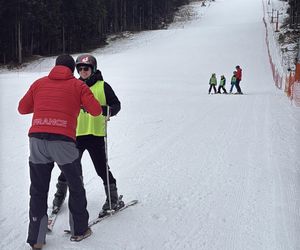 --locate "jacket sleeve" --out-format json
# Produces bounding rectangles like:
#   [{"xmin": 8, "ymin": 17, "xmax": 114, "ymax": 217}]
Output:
[
  {"xmin": 18, "ymin": 85, "xmax": 34, "ymax": 114},
  {"xmin": 80, "ymin": 83, "xmax": 102, "ymax": 116},
  {"xmin": 103, "ymin": 82, "xmax": 121, "ymax": 117},
  {"xmin": 237, "ymin": 69, "xmax": 242, "ymax": 80}
]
